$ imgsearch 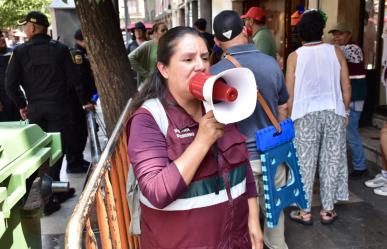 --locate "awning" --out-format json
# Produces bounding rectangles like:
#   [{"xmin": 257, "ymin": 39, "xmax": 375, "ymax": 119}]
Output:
[{"xmin": 125, "ymin": 22, "xmax": 153, "ymax": 30}]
